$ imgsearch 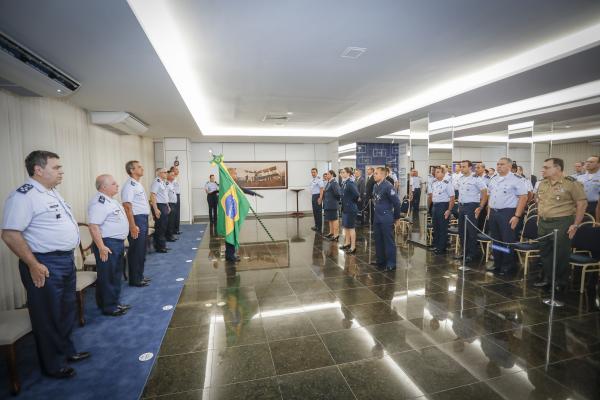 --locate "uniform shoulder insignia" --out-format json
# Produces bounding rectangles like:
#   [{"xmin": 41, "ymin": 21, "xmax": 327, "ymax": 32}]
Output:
[
  {"xmin": 390, "ymin": 189, "xmax": 396, "ymax": 196},
  {"xmin": 98, "ymin": 195, "xmax": 106, "ymax": 204},
  {"xmin": 443, "ymin": 179, "xmax": 449, "ymax": 184},
  {"xmin": 565, "ymin": 176, "xmax": 575, "ymax": 182},
  {"xmin": 156, "ymin": 178, "xmax": 160, "ymax": 182},
  {"xmin": 130, "ymin": 180, "xmax": 136, "ymax": 186},
  {"xmin": 16, "ymin": 183, "xmax": 34, "ymax": 194}
]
